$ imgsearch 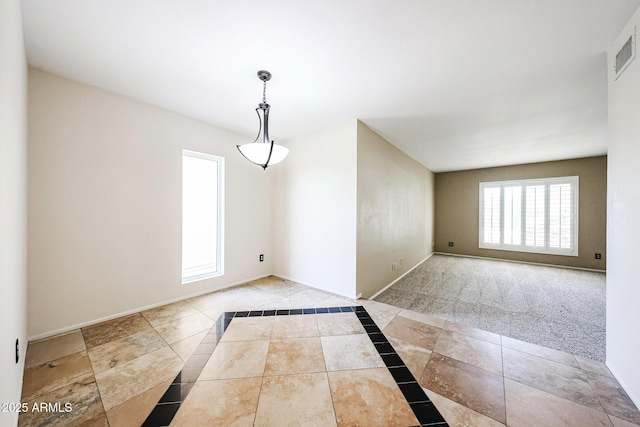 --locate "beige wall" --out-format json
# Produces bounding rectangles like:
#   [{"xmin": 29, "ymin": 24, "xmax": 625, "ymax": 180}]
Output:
[
  {"xmin": 356, "ymin": 121, "xmax": 435, "ymax": 298},
  {"xmin": 607, "ymin": 5, "xmax": 640, "ymax": 407},
  {"xmin": 273, "ymin": 120, "xmax": 435, "ymax": 300},
  {"xmin": 28, "ymin": 69, "xmax": 274, "ymax": 338},
  {"xmin": 0, "ymin": 0, "xmax": 28, "ymax": 423},
  {"xmin": 273, "ymin": 121, "xmax": 358, "ymax": 298},
  {"xmin": 434, "ymin": 156, "xmax": 607, "ymax": 270}
]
